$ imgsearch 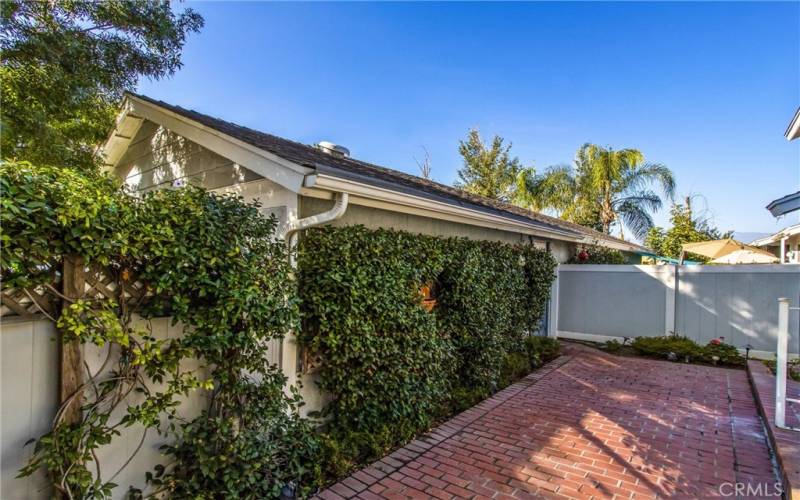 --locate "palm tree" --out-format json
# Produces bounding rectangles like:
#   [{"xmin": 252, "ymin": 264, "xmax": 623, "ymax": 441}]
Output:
[{"xmin": 516, "ymin": 144, "xmax": 675, "ymax": 240}]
